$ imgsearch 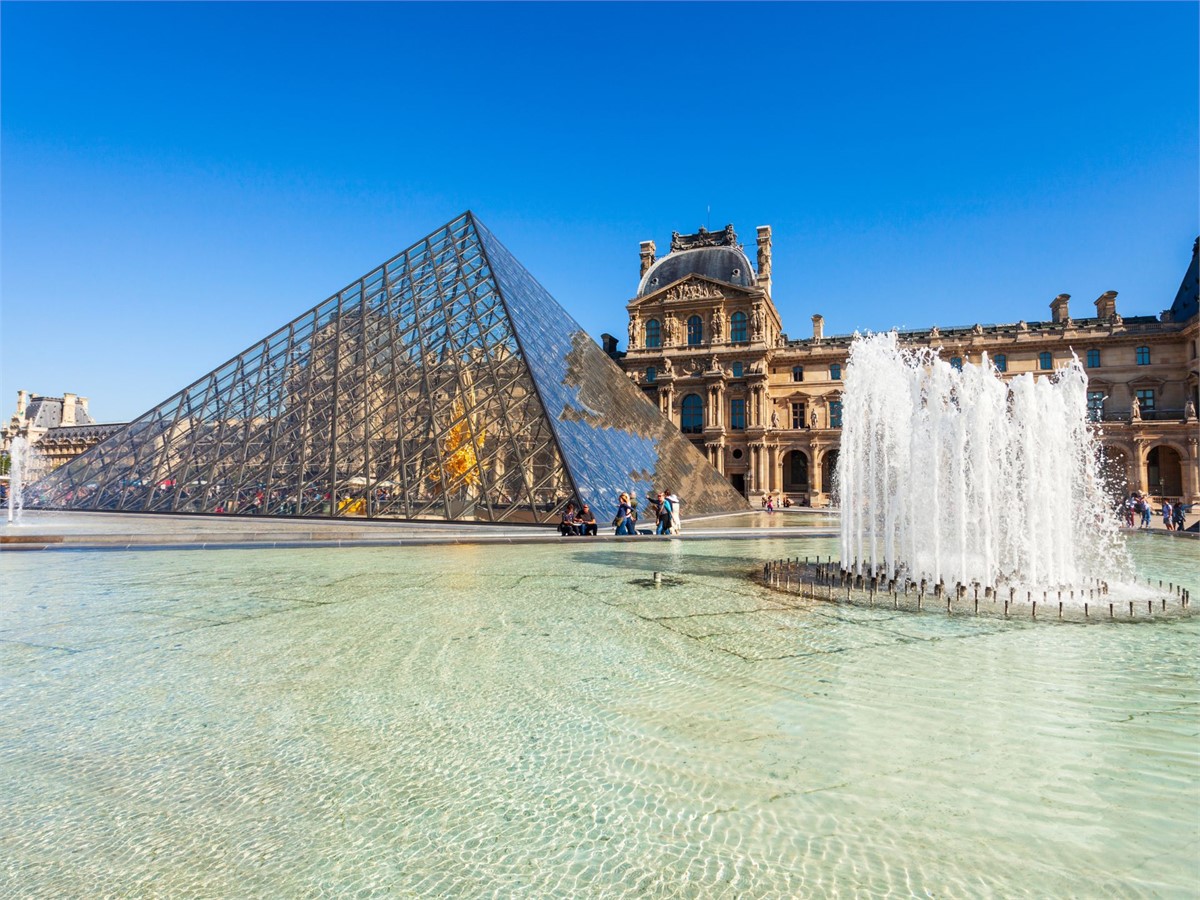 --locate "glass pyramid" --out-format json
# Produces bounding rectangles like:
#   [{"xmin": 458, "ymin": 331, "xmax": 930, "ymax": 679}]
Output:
[{"xmin": 28, "ymin": 213, "xmax": 748, "ymax": 524}]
